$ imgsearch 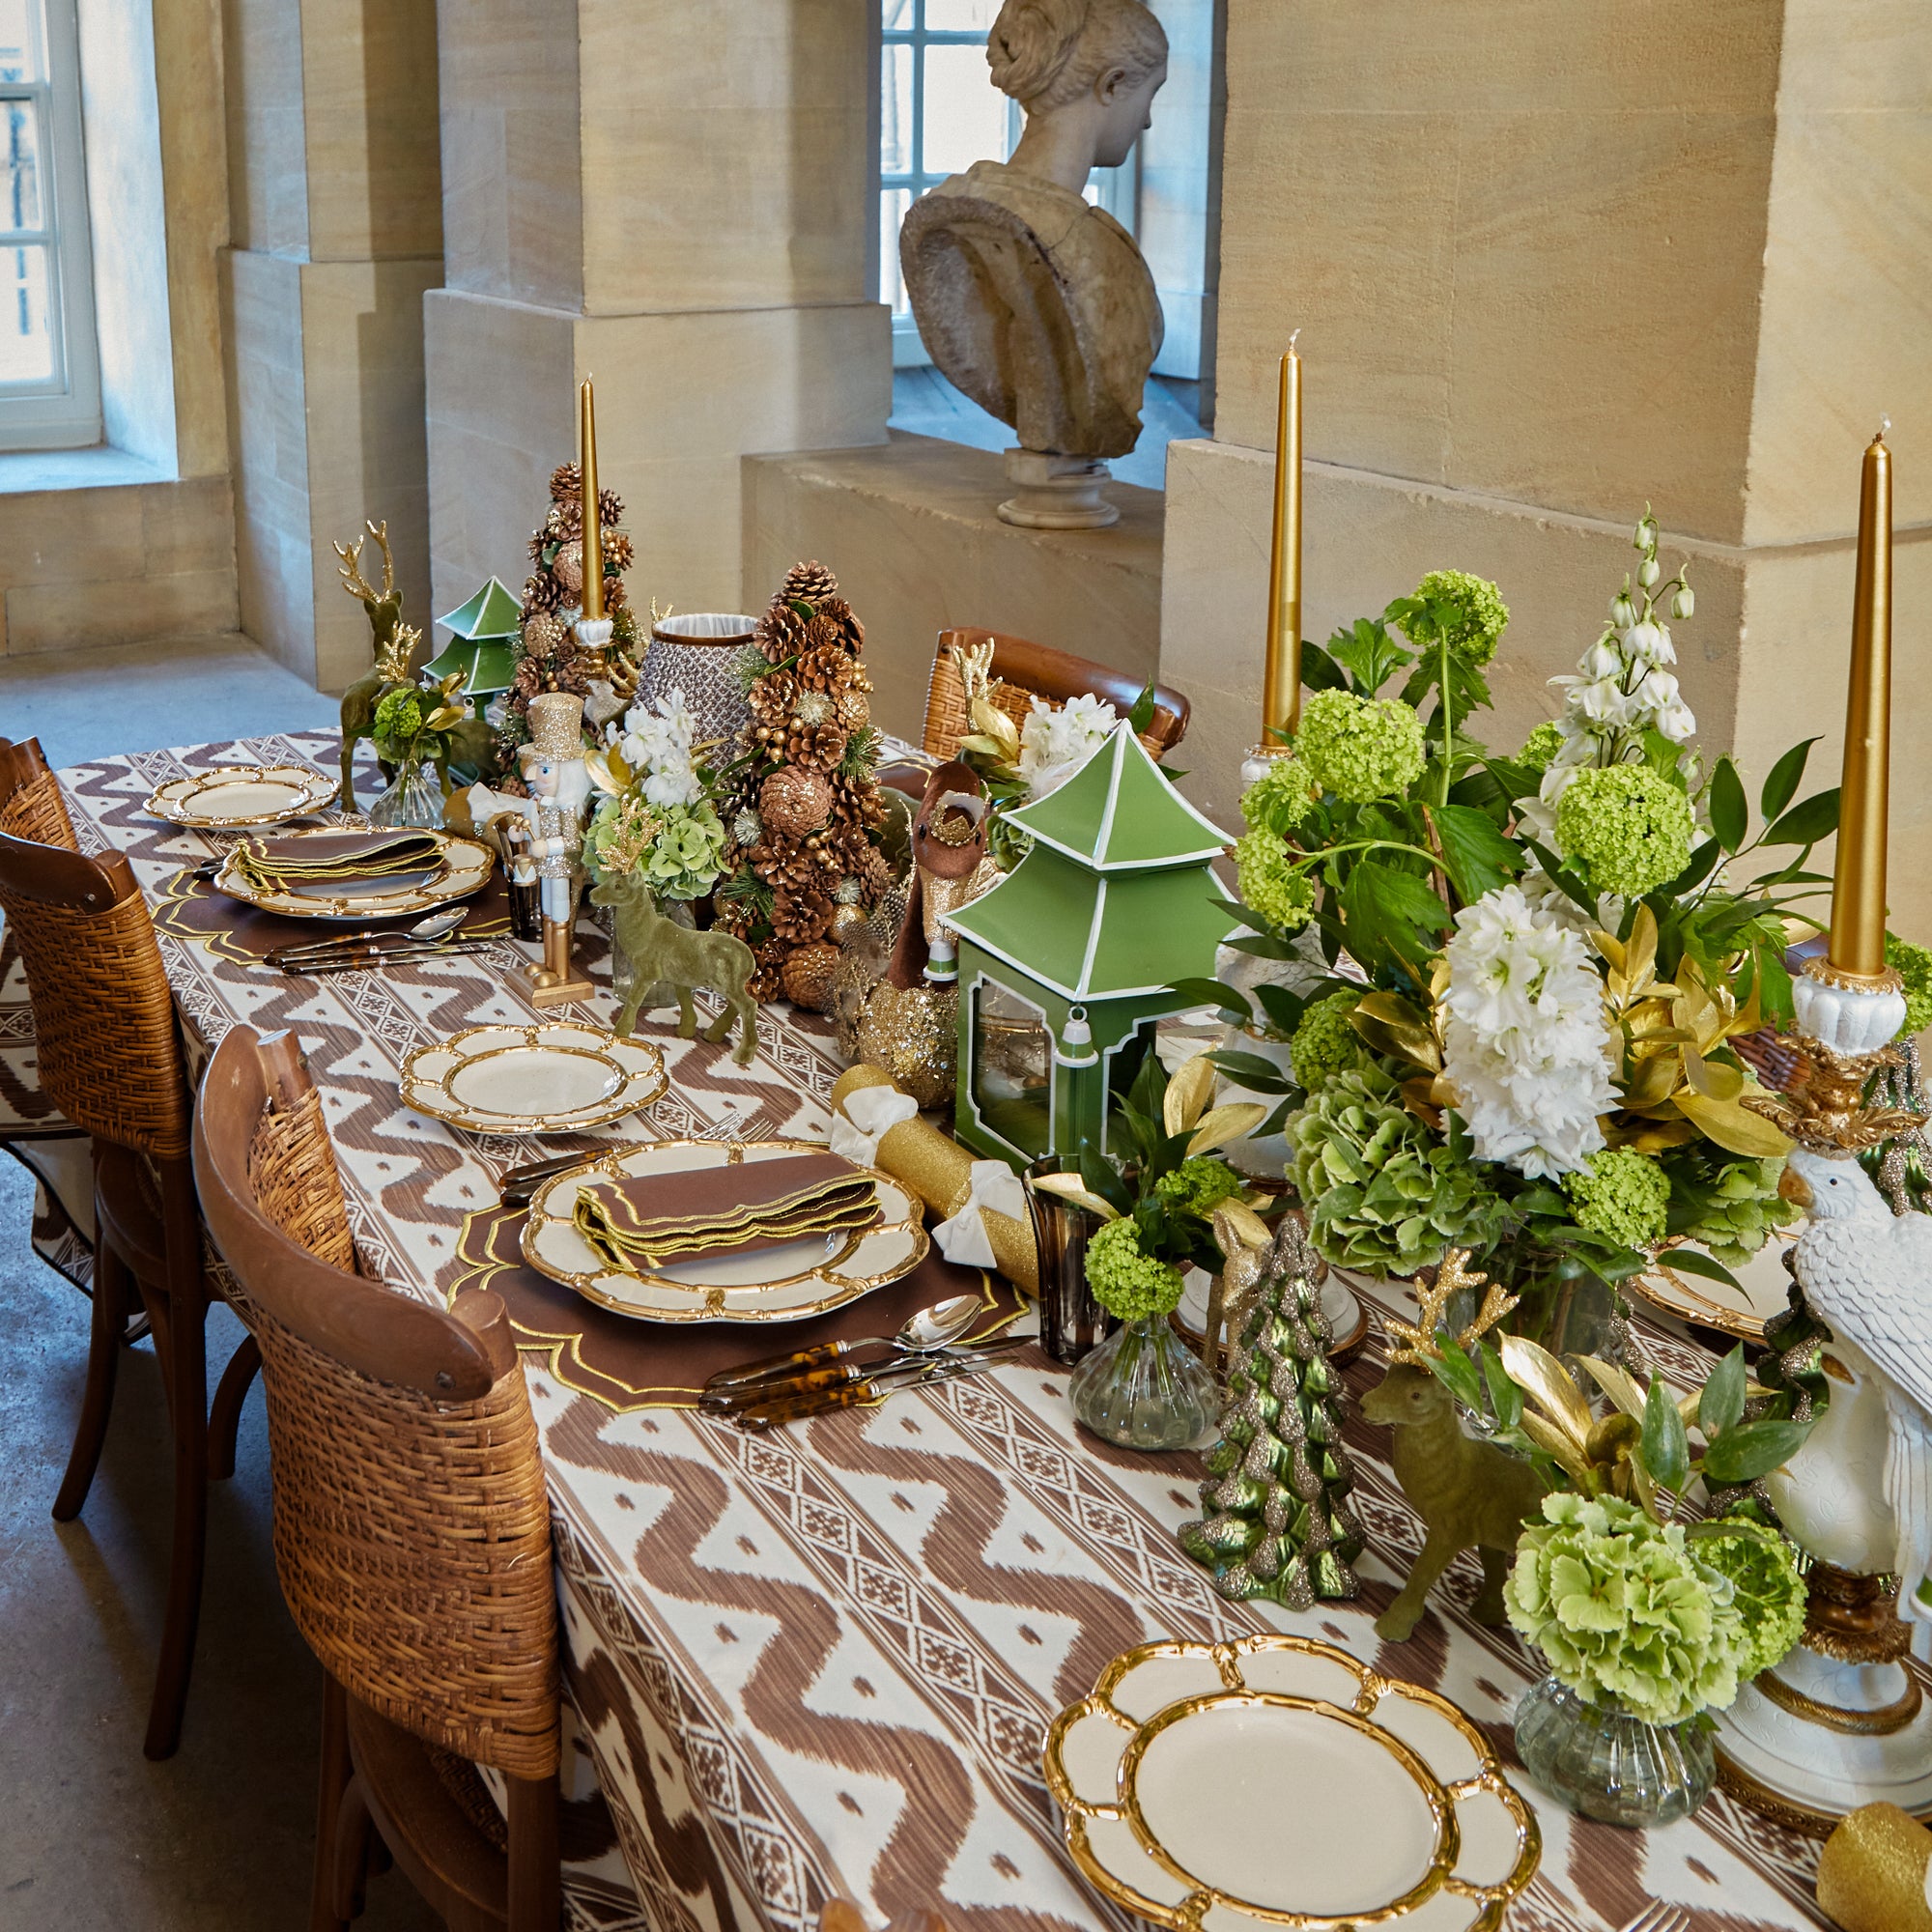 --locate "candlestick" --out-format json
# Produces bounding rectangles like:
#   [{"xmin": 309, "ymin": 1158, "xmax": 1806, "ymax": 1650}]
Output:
[
  {"xmin": 579, "ymin": 375, "xmax": 604, "ymax": 624},
  {"xmin": 1261, "ymin": 333, "xmax": 1302, "ymax": 747},
  {"xmin": 1828, "ymin": 423, "xmax": 1892, "ymax": 980}
]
